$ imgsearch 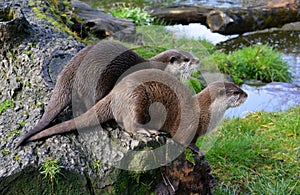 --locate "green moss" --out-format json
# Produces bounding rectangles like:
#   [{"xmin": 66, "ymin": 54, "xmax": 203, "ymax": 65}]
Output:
[
  {"xmin": 7, "ymin": 129, "xmax": 22, "ymax": 137},
  {"xmin": 24, "ymin": 81, "xmax": 31, "ymax": 87},
  {"xmin": 23, "ymin": 50, "xmax": 32, "ymax": 55},
  {"xmin": 28, "ymin": 1, "xmax": 35, "ymax": 7},
  {"xmin": 113, "ymin": 169, "xmax": 160, "ymax": 194},
  {"xmin": 17, "ymin": 121, "xmax": 26, "ymax": 127},
  {"xmin": 1, "ymin": 167, "xmax": 92, "ymax": 194},
  {"xmin": 0, "ymin": 100, "xmax": 15, "ymax": 114},
  {"xmin": 13, "ymin": 154, "xmax": 20, "ymax": 161},
  {"xmin": 35, "ymin": 101, "xmax": 44, "ymax": 107},
  {"xmin": 31, "ymin": 0, "xmax": 78, "ymax": 39},
  {"xmin": 93, "ymin": 160, "xmax": 102, "ymax": 174},
  {"xmin": 1, "ymin": 149, "xmax": 11, "ymax": 155}
]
